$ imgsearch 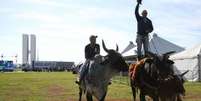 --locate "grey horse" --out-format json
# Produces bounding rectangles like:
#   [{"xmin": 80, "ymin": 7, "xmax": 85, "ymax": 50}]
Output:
[{"xmin": 78, "ymin": 40, "xmax": 129, "ymax": 101}]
